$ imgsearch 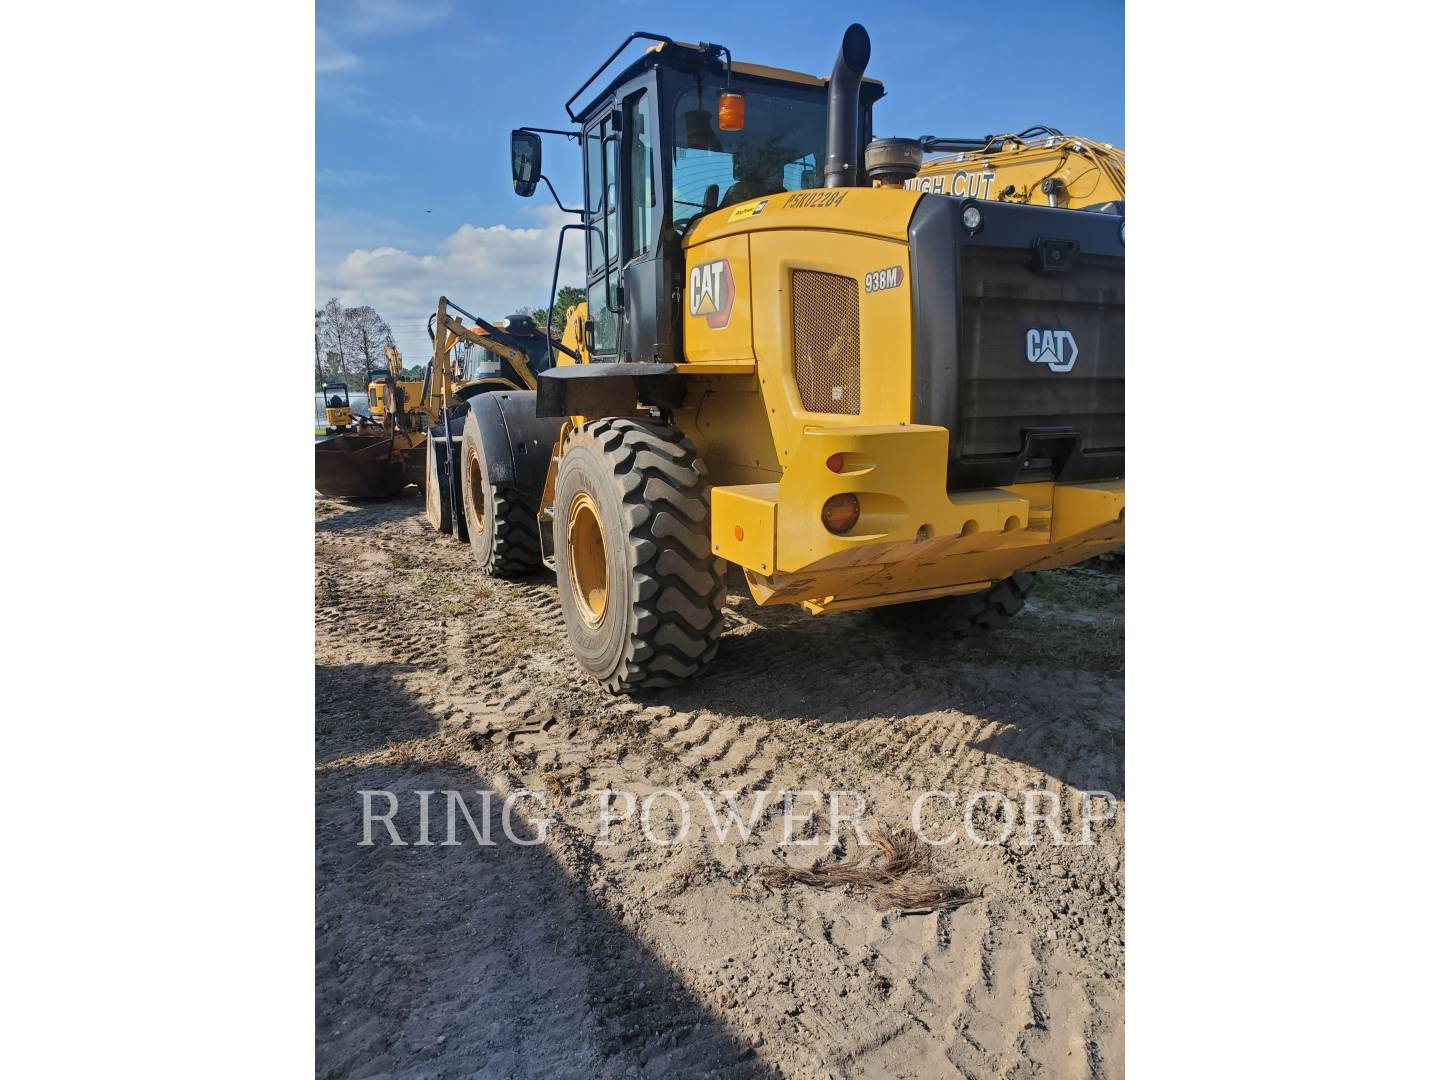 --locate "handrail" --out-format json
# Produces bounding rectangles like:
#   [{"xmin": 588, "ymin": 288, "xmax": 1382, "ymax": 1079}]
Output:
[{"xmin": 565, "ymin": 31, "xmax": 673, "ymax": 121}]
